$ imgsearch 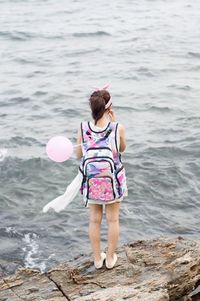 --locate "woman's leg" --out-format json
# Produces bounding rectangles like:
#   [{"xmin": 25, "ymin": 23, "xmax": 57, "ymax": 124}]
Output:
[
  {"xmin": 88, "ymin": 204, "xmax": 103, "ymax": 261},
  {"xmin": 105, "ymin": 202, "xmax": 120, "ymax": 260}
]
